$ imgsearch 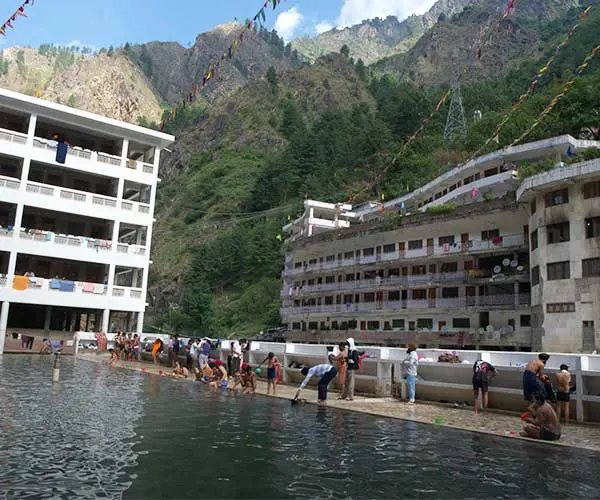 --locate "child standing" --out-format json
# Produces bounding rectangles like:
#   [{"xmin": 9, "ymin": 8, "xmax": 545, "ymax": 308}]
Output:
[{"xmin": 266, "ymin": 352, "xmax": 279, "ymax": 395}]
